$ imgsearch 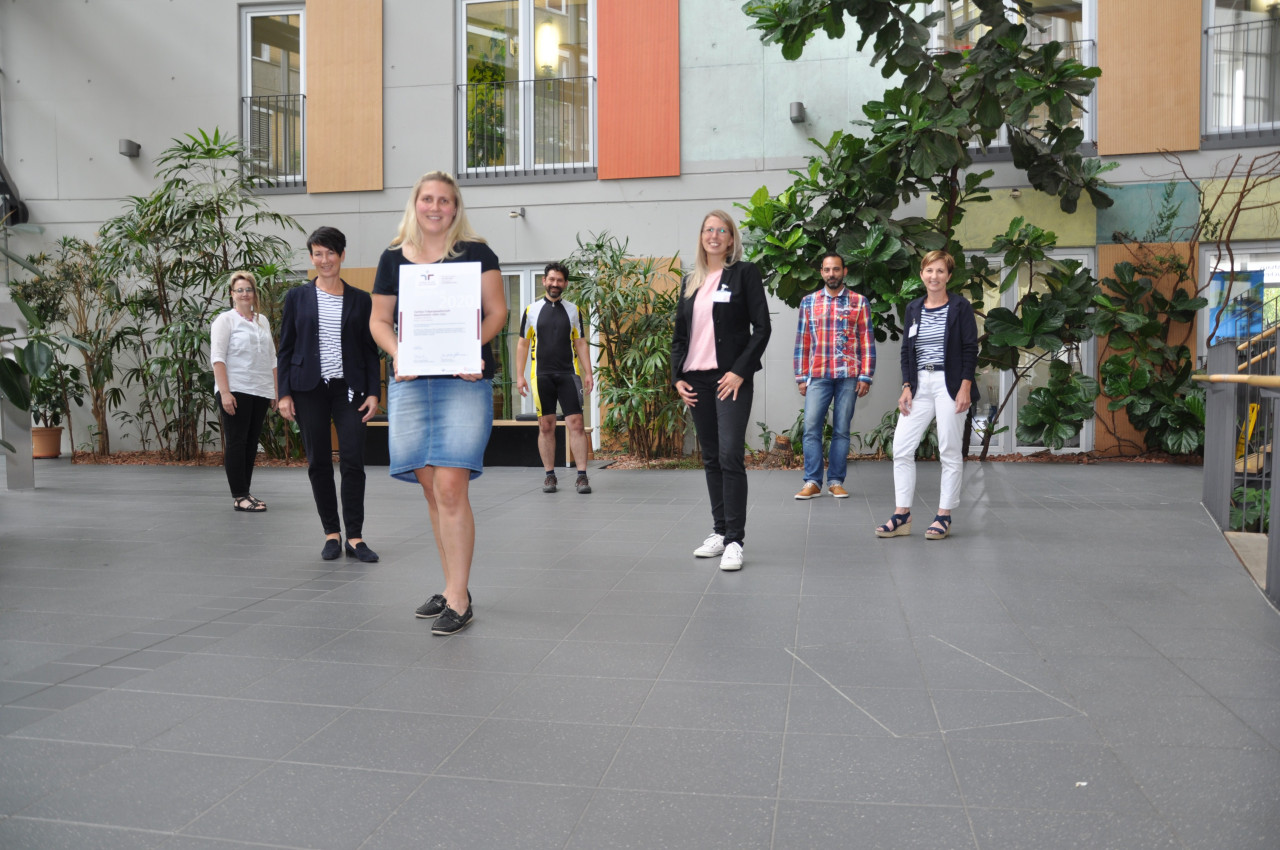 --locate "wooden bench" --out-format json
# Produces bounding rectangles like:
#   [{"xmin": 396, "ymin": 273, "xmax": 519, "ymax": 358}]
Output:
[{"xmin": 359, "ymin": 417, "xmax": 592, "ymax": 467}]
